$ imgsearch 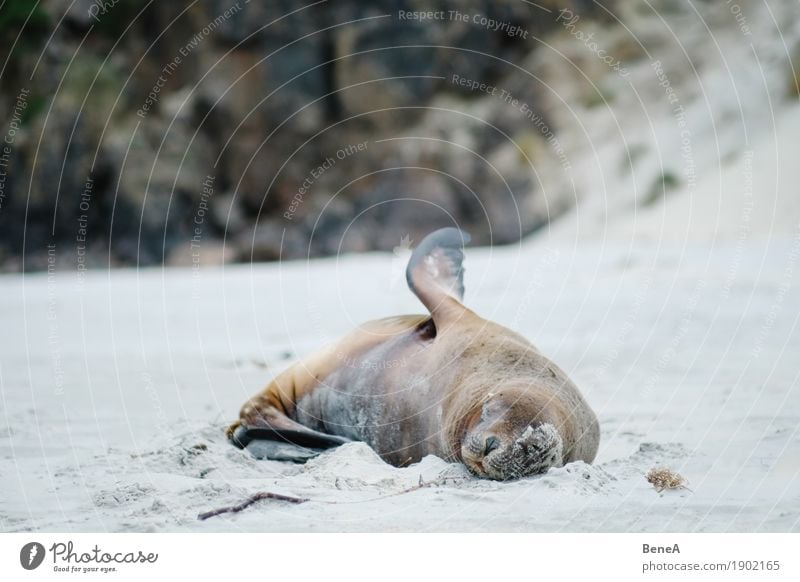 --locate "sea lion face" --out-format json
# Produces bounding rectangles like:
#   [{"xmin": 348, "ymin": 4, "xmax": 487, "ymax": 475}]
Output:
[{"xmin": 460, "ymin": 391, "xmax": 564, "ymax": 480}]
